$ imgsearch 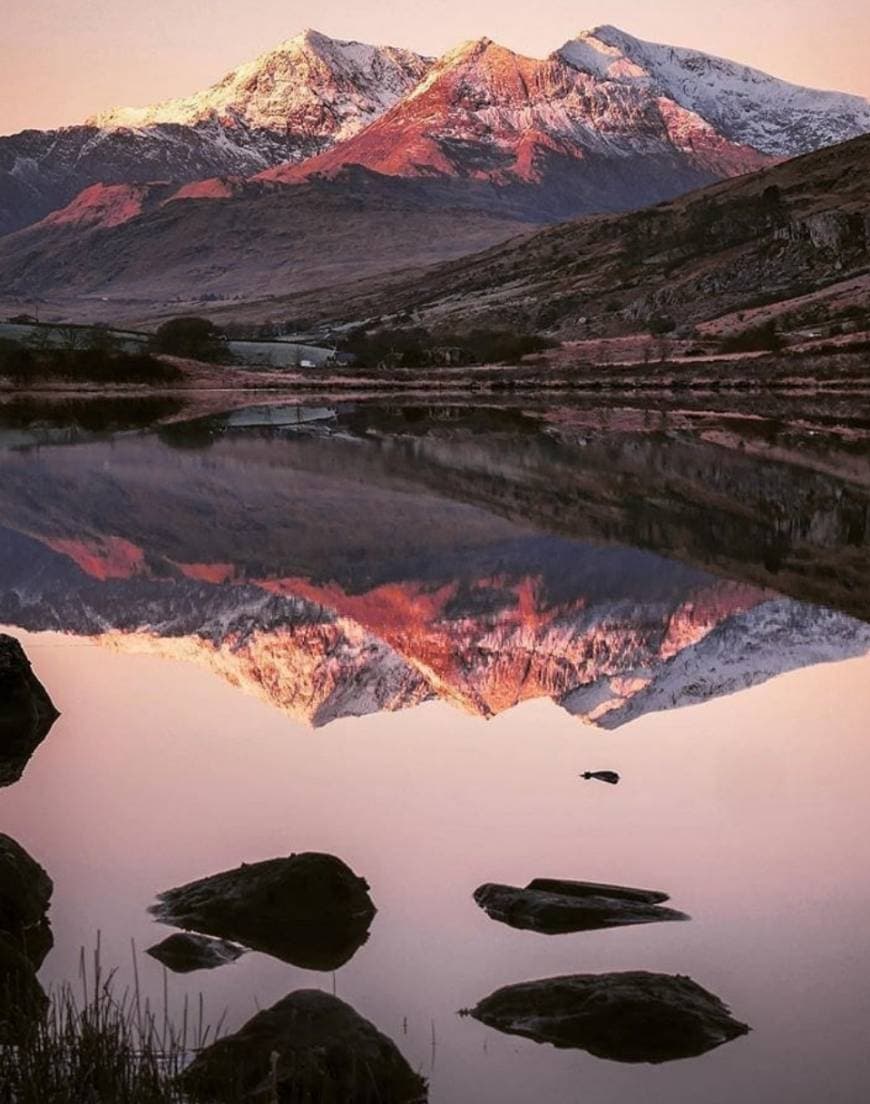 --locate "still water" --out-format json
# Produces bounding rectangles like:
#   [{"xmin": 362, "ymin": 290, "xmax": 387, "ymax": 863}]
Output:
[{"xmin": 1, "ymin": 400, "xmax": 869, "ymax": 1102}]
